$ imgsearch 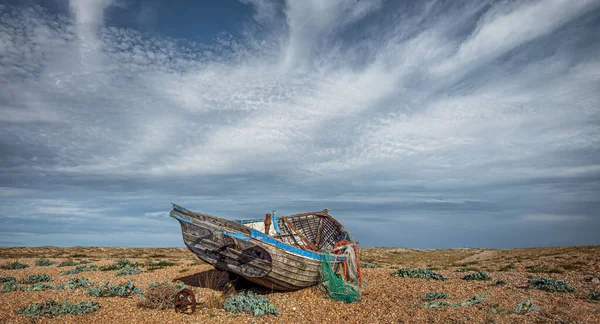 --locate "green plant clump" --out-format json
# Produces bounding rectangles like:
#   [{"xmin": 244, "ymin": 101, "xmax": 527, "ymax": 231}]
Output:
[
  {"xmin": 422, "ymin": 292, "xmax": 449, "ymax": 301},
  {"xmin": 21, "ymin": 274, "xmax": 53, "ymax": 284},
  {"xmin": 28, "ymin": 283, "xmax": 54, "ymax": 291},
  {"xmin": 0, "ymin": 277, "xmax": 16, "ymax": 283},
  {"xmin": 57, "ymin": 260, "xmax": 78, "ymax": 267},
  {"xmin": 2, "ymin": 281, "xmax": 21, "ymax": 292},
  {"xmin": 100, "ymin": 259, "xmax": 142, "ymax": 271},
  {"xmin": 361, "ymin": 263, "xmax": 379, "ymax": 268},
  {"xmin": 394, "ymin": 268, "xmax": 446, "ymax": 281},
  {"xmin": 514, "ymin": 299, "xmax": 540, "ymax": 313},
  {"xmin": 147, "ymin": 260, "xmax": 177, "ymax": 267},
  {"xmin": 34, "ymin": 258, "xmax": 55, "ymax": 267},
  {"xmin": 2, "ymin": 261, "xmax": 29, "ymax": 270},
  {"xmin": 528, "ymin": 278, "xmax": 575, "ymax": 292},
  {"xmin": 60, "ymin": 264, "xmax": 98, "ymax": 275},
  {"xmin": 462, "ymin": 271, "xmax": 492, "ymax": 281},
  {"xmin": 87, "ymin": 280, "xmax": 143, "ymax": 297},
  {"xmin": 2, "ymin": 282, "xmax": 53, "ymax": 292},
  {"xmin": 422, "ymin": 295, "xmax": 486, "ymax": 309},
  {"xmin": 116, "ymin": 265, "xmax": 142, "ymax": 276},
  {"xmin": 515, "ymin": 298, "xmax": 540, "ymax": 314},
  {"xmin": 453, "ymin": 294, "xmax": 486, "ymax": 307},
  {"xmin": 55, "ymin": 277, "xmax": 94, "ymax": 290},
  {"xmin": 492, "ymin": 280, "xmax": 507, "ymax": 286},
  {"xmin": 18, "ymin": 300, "xmax": 99, "ymax": 318},
  {"xmin": 223, "ymin": 291, "xmax": 279, "ymax": 317},
  {"xmin": 587, "ymin": 292, "xmax": 599, "ymax": 301}
]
